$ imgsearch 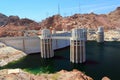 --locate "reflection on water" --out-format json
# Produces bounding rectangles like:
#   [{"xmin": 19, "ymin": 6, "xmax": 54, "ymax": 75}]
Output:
[{"xmin": 1, "ymin": 41, "xmax": 120, "ymax": 80}]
